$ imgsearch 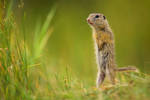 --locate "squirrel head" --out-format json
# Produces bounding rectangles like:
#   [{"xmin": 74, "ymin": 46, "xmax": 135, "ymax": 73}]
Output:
[{"xmin": 87, "ymin": 13, "xmax": 109, "ymax": 31}]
